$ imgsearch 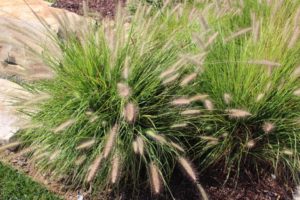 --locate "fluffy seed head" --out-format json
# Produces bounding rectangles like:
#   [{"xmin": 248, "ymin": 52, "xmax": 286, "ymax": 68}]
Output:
[
  {"xmin": 282, "ymin": 149, "xmax": 293, "ymax": 156},
  {"xmin": 223, "ymin": 93, "xmax": 232, "ymax": 104},
  {"xmin": 170, "ymin": 142, "xmax": 185, "ymax": 152},
  {"xmin": 136, "ymin": 136, "xmax": 144, "ymax": 155},
  {"xmin": 224, "ymin": 27, "xmax": 252, "ymax": 43},
  {"xmin": 226, "ymin": 109, "xmax": 251, "ymax": 118},
  {"xmin": 124, "ymin": 103, "xmax": 138, "ymax": 123},
  {"xmin": 53, "ymin": 119, "xmax": 75, "ymax": 133},
  {"xmin": 256, "ymin": 93, "xmax": 265, "ymax": 102},
  {"xmin": 162, "ymin": 73, "xmax": 180, "ymax": 85},
  {"xmin": 246, "ymin": 140, "xmax": 255, "ymax": 149},
  {"xmin": 192, "ymin": 33, "xmax": 206, "ymax": 49},
  {"xmin": 149, "ymin": 162, "xmax": 161, "ymax": 194},
  {"xmin": 248, "ymin": 60, "xmax": 281, "ymax": 67},
  {"xmin": 111, "ymin": 155, "xmax": 120, "ymax": 184},
  {"xmin": 170, "ymin": 123, "xmax": 188, "ymax": 129},
  {"xmin": 189, "ymin": 94, "xmax": 209, "ymax": 102},
  {"xmin": 103, "ymin": 124, "xmax": 119, "ymax": 158},
  {"xmin": 180, "ymin": 73, "xmax": 198, "ymax": 87},
  {"xmin": 117, "ymin": 83, "xmax": 131, "ymax": 98},
  {"xmin": 292, "ymin": 66, "xmax": 300, "ymax": 78},
  {"xmin": 75, "ymin": 155, "xmax": 87, "ymax": 166},
  {"xmin": 262, "ymin": 122, "xmax": 275, "ymax": 134},
  {"xmin": 205, "ymin": 32, "xmax": 219, "ymax": 48},
  {"xmin": 199, "ymin": 13, "xmax": 209, "ymax": 30},
  {"xmin": 200, "ymin": 136, "xmax": 219, "ymax": 142},
  {"xmin": 76, "ymin": 139, "xmax": 96, "ymax": 150},
  {"xmin": 294, "ymin": 89, "xmax": 300, "ymax": 96},
  {"xmin": 197, "ymin": 183, "xmax": 209, "ymax": 200},
  {"xmin": 181, "ymin": 109, "xmax": 201, "ymax": 115},
  {"xmin": 86, "ymin": 154, "xmax": 103, "ymax": 183},
  {"xmin": 159, "ymin": 67, "xmax": 177, "ymax": 79},
  {"xmin": 132, "ymin": 141, "xmax": 138, "ymax": 154},
  {"xmin": 146, "ymin": 130, "xmax": 167, "ymax": 144},
  {"xmin": 288, "ymin": 26, "xmax": 299, "ymax": 49},
  {"xmin": 49, "ymin": 150, "xmax": 60, "ymax": 161},
  {"xmin": 171, "ymin": 98, "xmax": 191, "ymax": 106},
  {"xmin": 178, "ymin": 157, "xmax": 197, "ymax": 182},
  {"xmin": 89, "ymin": 115, "xmax": 98, "ymax": 123},
  {"xmin": 204, "ymin": 99, "xmax": 214, "ymax": 111}
]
